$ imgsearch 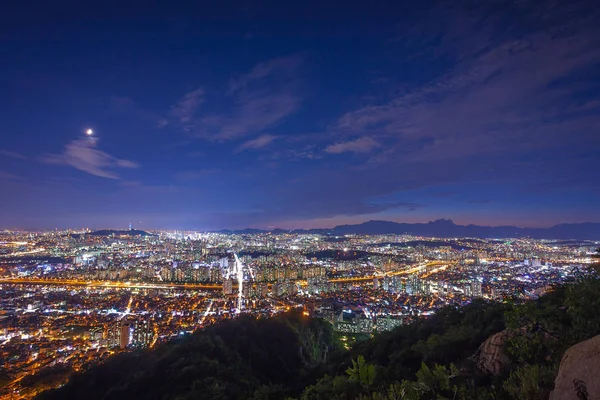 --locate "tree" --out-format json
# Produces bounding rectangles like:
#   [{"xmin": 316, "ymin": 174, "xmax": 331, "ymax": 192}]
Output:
[
  {"xmin": 502, "ymin": 364, "xmax": 555, "ymax": 400},
  {"xmin": 346, "ymin": 355, "xmax": 376, "ymax": 389}
]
